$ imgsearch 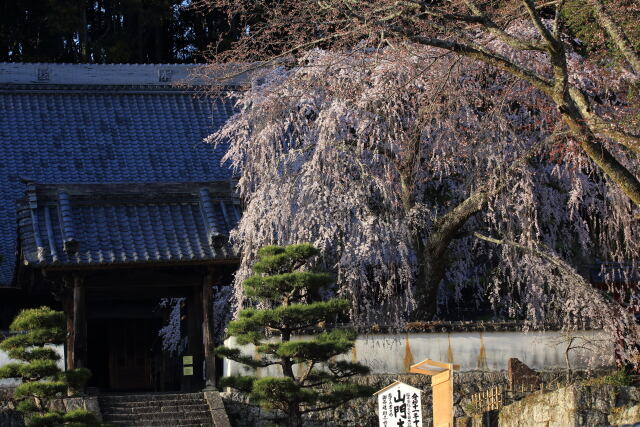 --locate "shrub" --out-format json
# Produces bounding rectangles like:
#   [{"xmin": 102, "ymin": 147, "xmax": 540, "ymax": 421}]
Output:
[
  {"xmin": 0, "ymin": 307, "xmax": 101, "ymax": 426},
  {"xmin": 217, "ymin": 244, "xmax": 374, "ymax": 427}
]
